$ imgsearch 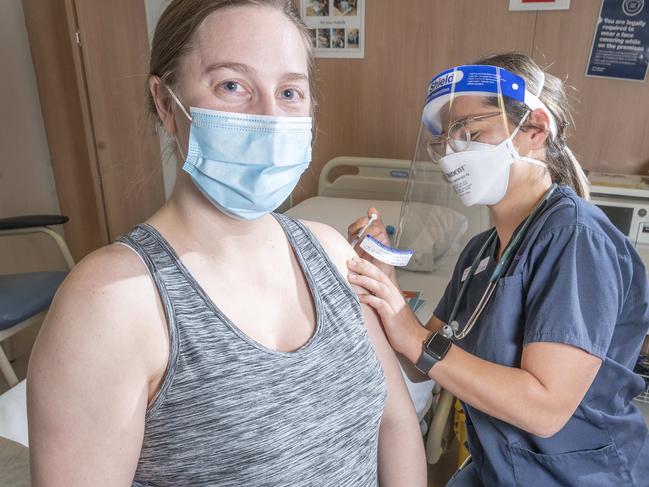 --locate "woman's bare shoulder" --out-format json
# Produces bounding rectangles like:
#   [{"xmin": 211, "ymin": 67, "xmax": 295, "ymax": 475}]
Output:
[
  {"xmin": 300, "ymin": 219, "xmax": 358, "ymax": 278},
  {"xmin": 301, "ymin": 220, "xmax": 355, "ymax": 261},
  {"xmin": 31, "ymin": 242, "xmax": 167, "ymax": 372},
  {"xmin": 59, "ymin": 242, "xmax": 159, "ymax": 317}
]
